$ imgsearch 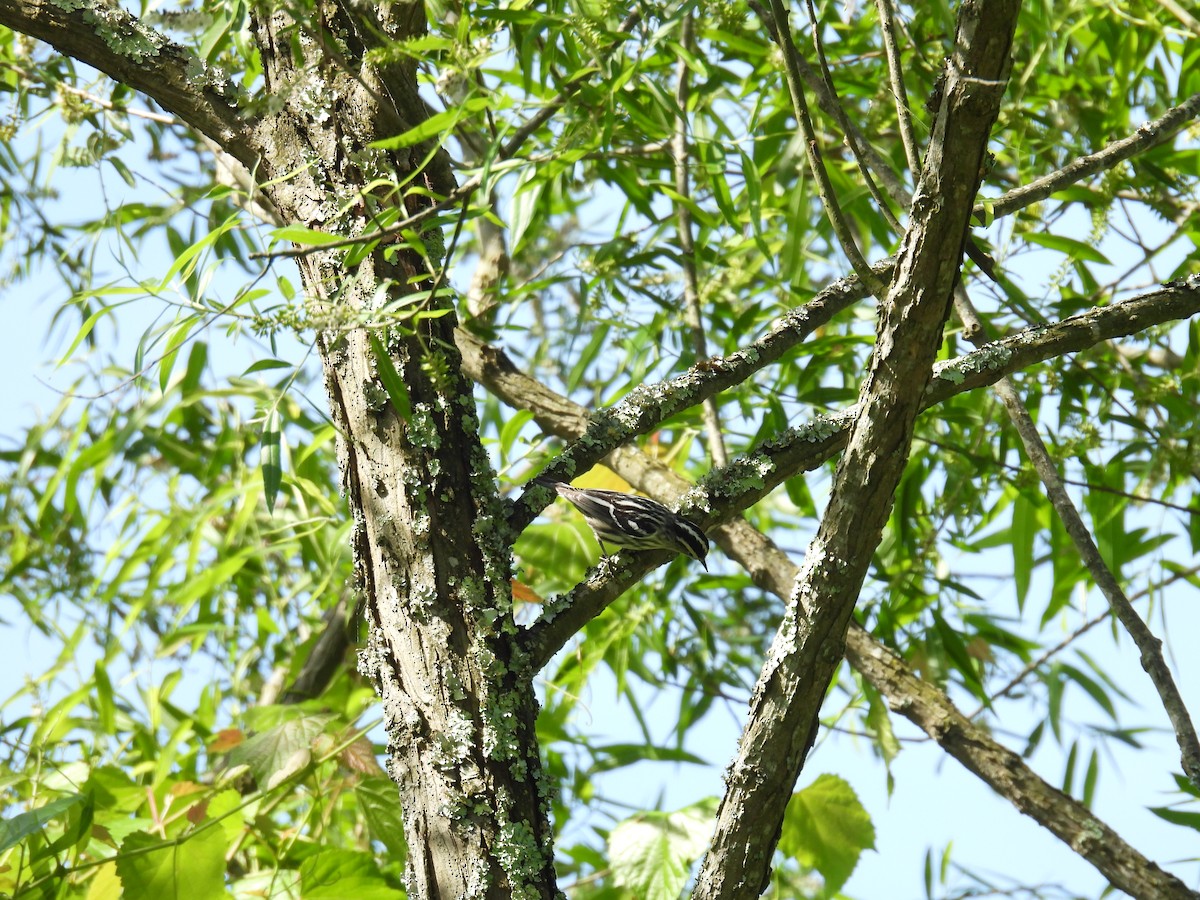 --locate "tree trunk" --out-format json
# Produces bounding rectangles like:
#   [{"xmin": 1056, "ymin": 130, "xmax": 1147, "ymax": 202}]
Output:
[{"xmin": 248, "ymin": 5, "xmax": 559, "ymax": 897}]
